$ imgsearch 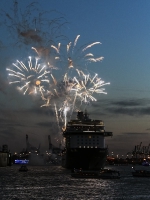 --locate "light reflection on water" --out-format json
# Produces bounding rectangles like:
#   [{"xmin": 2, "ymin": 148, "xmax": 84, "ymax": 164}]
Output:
[{"xmin": 0, "ymin": 165, "xmax": 150, "ymax": 200}]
